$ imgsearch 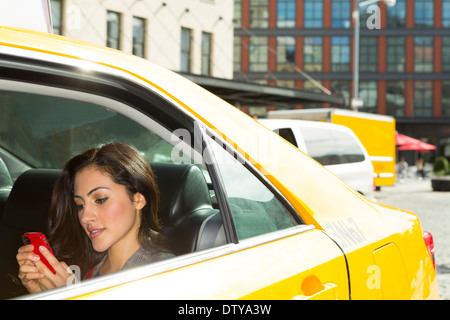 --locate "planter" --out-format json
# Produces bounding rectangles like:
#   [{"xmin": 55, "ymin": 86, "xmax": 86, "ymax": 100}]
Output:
[{"xmin": 431, "ymin": 175, "xmax": 450, "ymax": 191}]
